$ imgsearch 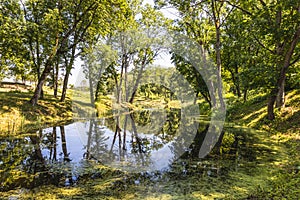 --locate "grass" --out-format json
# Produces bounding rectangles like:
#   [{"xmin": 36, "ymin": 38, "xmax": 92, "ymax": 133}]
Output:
[
  {"xmin": 0, "ymin": 87, "xmax": 299, "ymax": 199},
  {"xmin": 0, "ymin": 87, "xmax": 73, "ymax": 135},
  {"xmin": 226, "ymin": 88, "xmax": 300, "ymax": 199}
]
